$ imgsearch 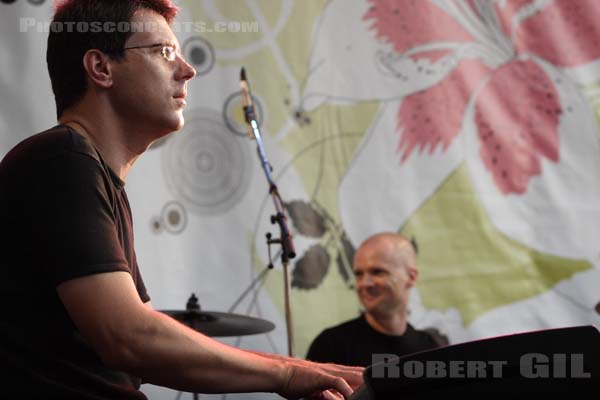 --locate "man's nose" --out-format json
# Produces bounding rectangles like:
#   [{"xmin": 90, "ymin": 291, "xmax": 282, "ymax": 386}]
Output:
[
  {"xmin": 176, "ymin": 54, "xmax": 196, "ymax": 81},
  {"xmin": 357, "ymin": 274, "xmax": 374, "ymax": 288}
]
